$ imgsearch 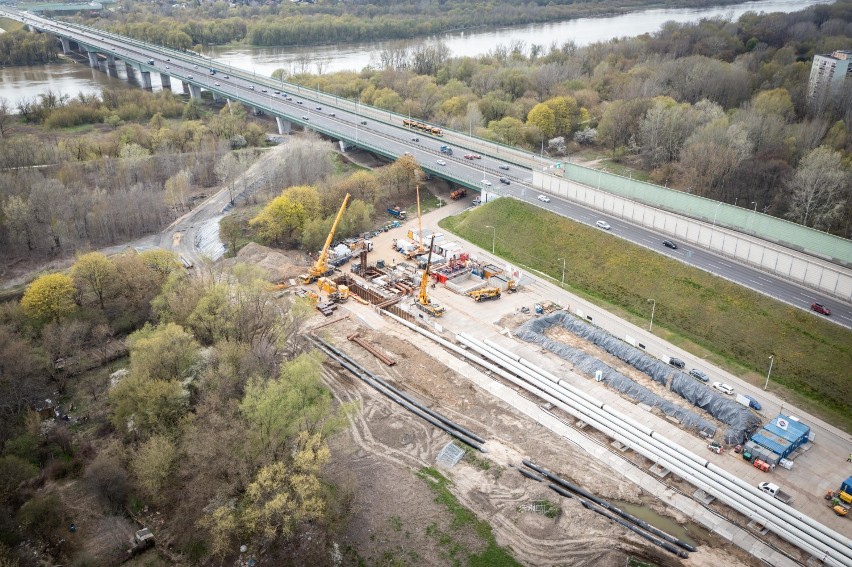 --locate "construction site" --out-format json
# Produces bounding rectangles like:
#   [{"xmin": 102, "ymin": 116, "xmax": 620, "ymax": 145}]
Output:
[{"xmin": 234, "ymin": 189, "xmax": 852, "ymax": 567}]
